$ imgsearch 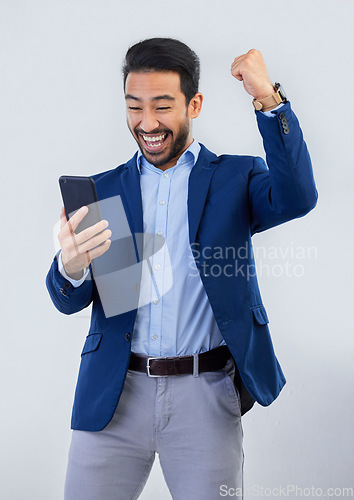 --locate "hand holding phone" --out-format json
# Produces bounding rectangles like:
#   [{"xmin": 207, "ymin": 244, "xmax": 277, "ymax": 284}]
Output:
[
  {"xmin": 58, "ymin": 205, "xmax": 112, "ymax": 280},
  {"xmin": 58, "ymin": 176, "xmax": 112, "ymax": 280}
]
